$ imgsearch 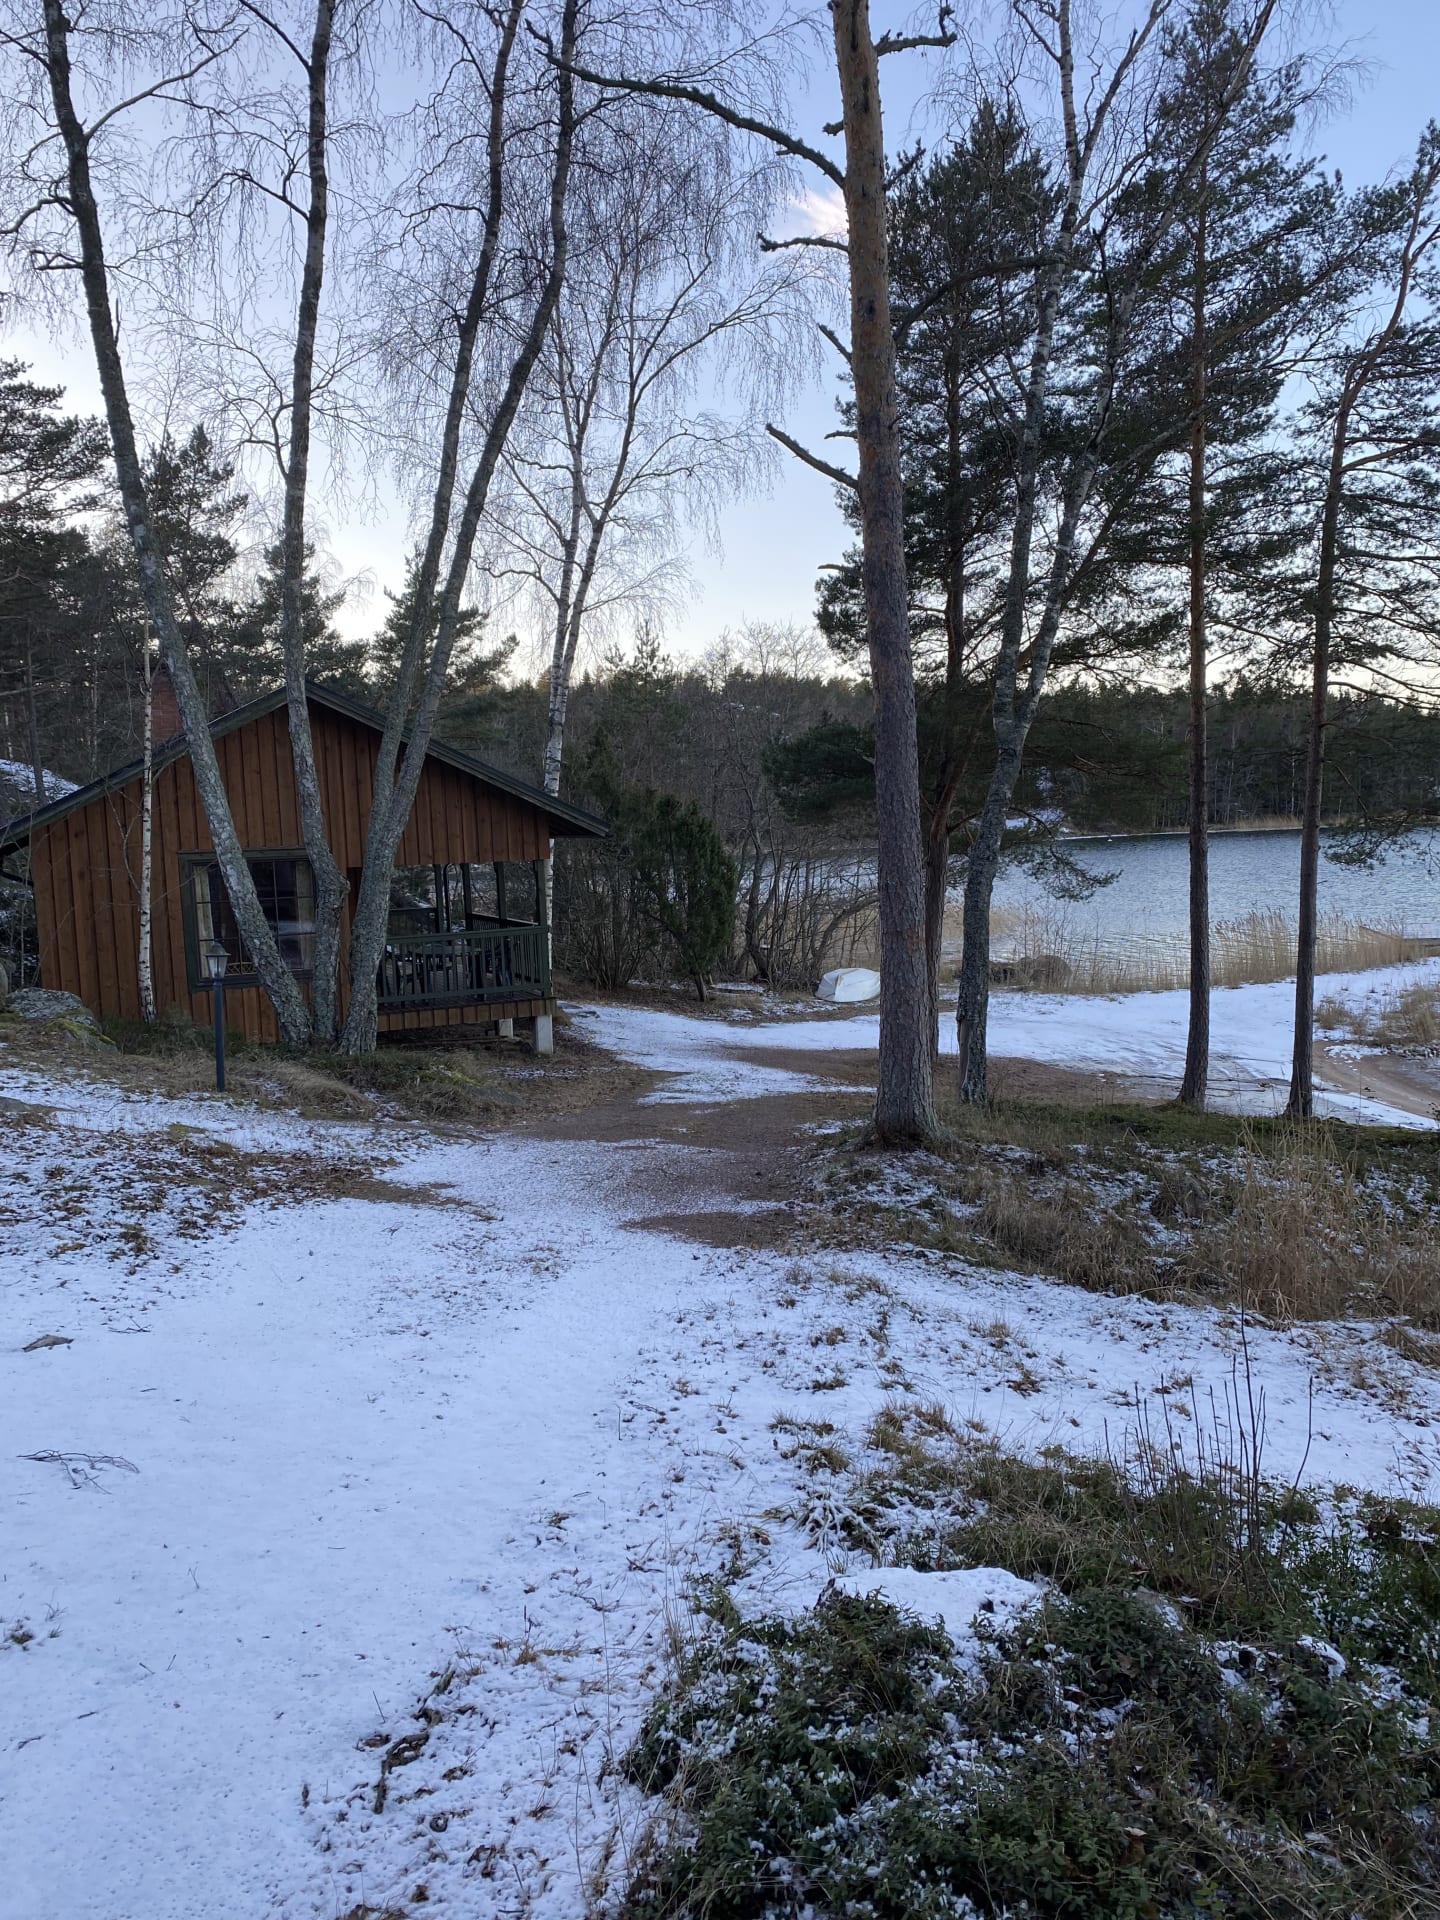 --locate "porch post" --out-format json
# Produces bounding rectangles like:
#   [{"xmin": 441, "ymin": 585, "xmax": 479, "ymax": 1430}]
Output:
[{"xmin": 531, "ymin": 859, "xmax": 553, "ymax": 1054}]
